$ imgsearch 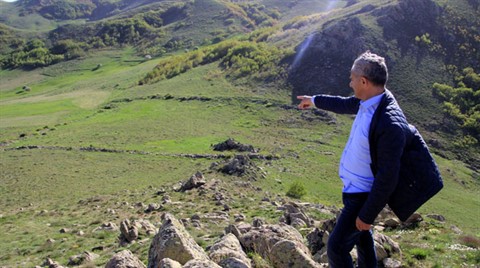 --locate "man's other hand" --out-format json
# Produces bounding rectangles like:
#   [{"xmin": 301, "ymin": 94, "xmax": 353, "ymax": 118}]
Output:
[
  {"xmin": 356, "ymin": 217, "xmax": 372, "ymax": 231},
  {"xmin": 297, "ymin": 95, "xmax": 314, "ymax": 110}
]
